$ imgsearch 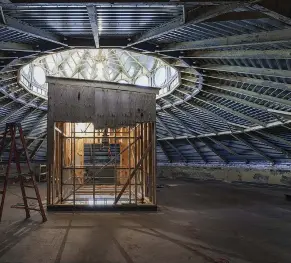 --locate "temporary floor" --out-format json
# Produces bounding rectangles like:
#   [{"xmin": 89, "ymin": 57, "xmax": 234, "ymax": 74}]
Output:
[{"xmin": 0, "ymin": 179, "xmax": 290, "ymax": 263}]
